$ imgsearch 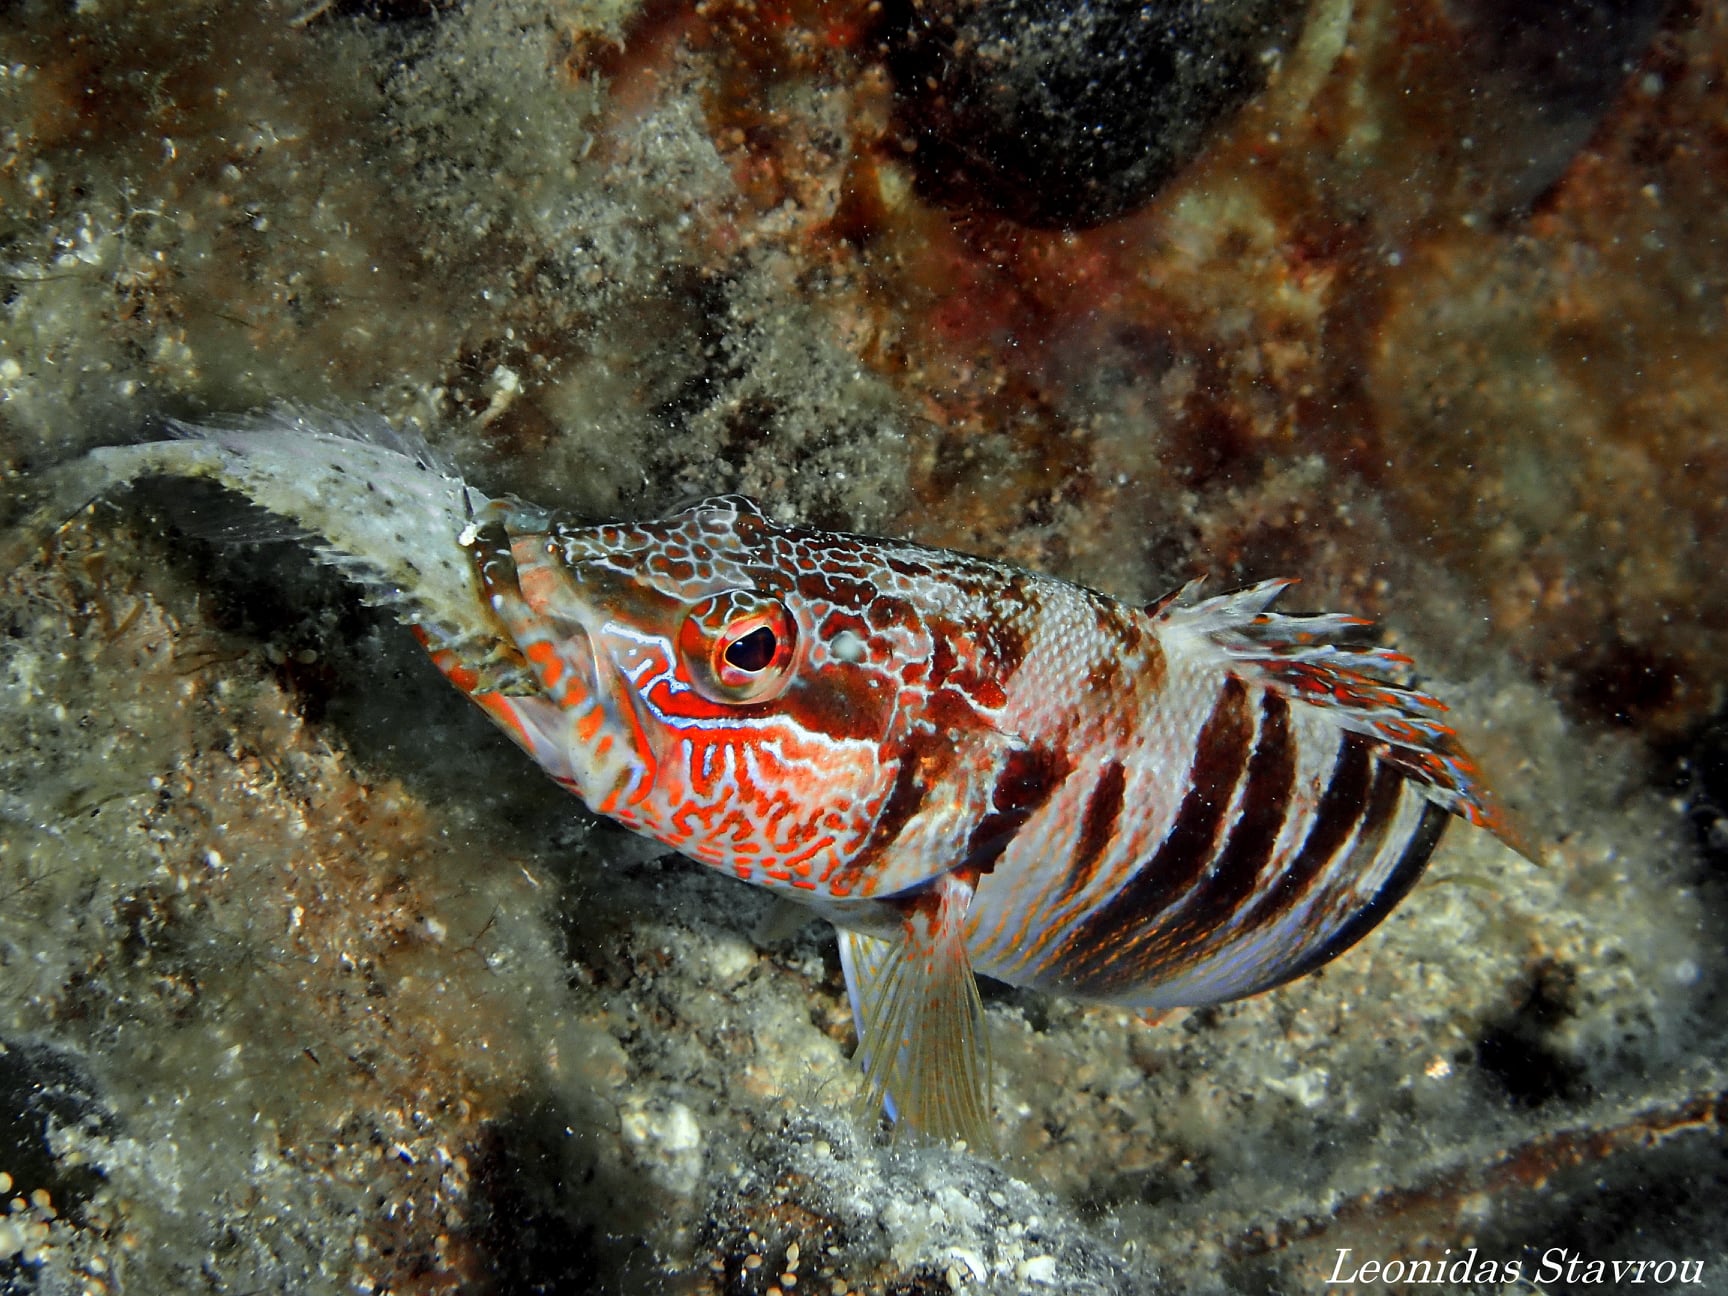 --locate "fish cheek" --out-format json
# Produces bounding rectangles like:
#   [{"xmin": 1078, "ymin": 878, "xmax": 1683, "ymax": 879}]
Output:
[{"xmin": 778, "ymin": 658, "xmax": 900, "ymax": 747}]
